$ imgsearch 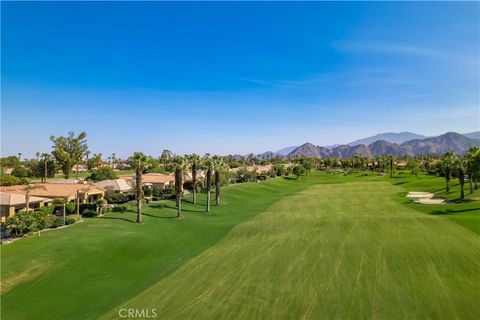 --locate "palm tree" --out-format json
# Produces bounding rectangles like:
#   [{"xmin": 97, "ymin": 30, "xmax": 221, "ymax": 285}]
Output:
[
  {"xmin": 465, "ymin": 147, "xmax": 480, "ymax": 193},
  {"xmin": 172, "ymin": 156, "xmax": 187, "ymax": 218},
  {"xmin": 213, "ymin": 156, "xmax": 225, "ymax": 206},
  {"xmin": 441, "ymin": 152, "xmax": 457, "ymax": 192},
  {"xmin": 187, "ymin": 154, "xmax": 201, "ymax": 204},
  {"xmin": 112, "ymin": 153, "xmax": 116, "ymax": 169},
  {"xmin": 203, "ymin": 155, "xmax": 214, "ymax": 213},
  {"xmin": 129, "ymin": 152, "xmax": 151, "ymax": 223},
  {"xmin": 40, "ymin": 153, "xmax": 51, "ymax": 183},
  {"xmin": 22, "ymin": 183, "xmax": 45, "ymax": 212},
  {"xmin": 456, "ymin": 156, "xmax": 467, "ymax": 200},
  {"xmin": 96, "ymin": 199, "xmax": 108, "ymax": 216},
  {"xmin": 389, "ymin": 156, "xmax": 395, "ymax": 178},
  {"xmin": 17, "ymin": 152, "xmax": 22, "ymax": 160},
  {"xmin": 35, "ymin": 152, "xmax": 40, "ymax": 162},
  {"xmin": 160, "ymin": 149, "xmax": 173, "ymax": 167}
]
